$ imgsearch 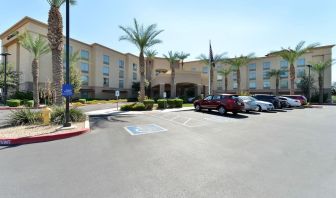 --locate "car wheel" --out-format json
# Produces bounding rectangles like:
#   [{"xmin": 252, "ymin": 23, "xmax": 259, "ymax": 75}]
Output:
[
  {"xmin": 256, "ymin": 105, "xmax": 262, "ymax": 112},
  {"xmin": 246, "ymin": 110, "xmax": 250, "ymax": 113},
  {"xmin": 208, "ymin": 109, "xmax": 212, "ymax": 112},
  {"xmin": 218, "ymin": 106, "xmax": 227, "ymax": 115},
  {"xmin": 195, "ymin": 104, "xmax": 201, "ymax": 111}
]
